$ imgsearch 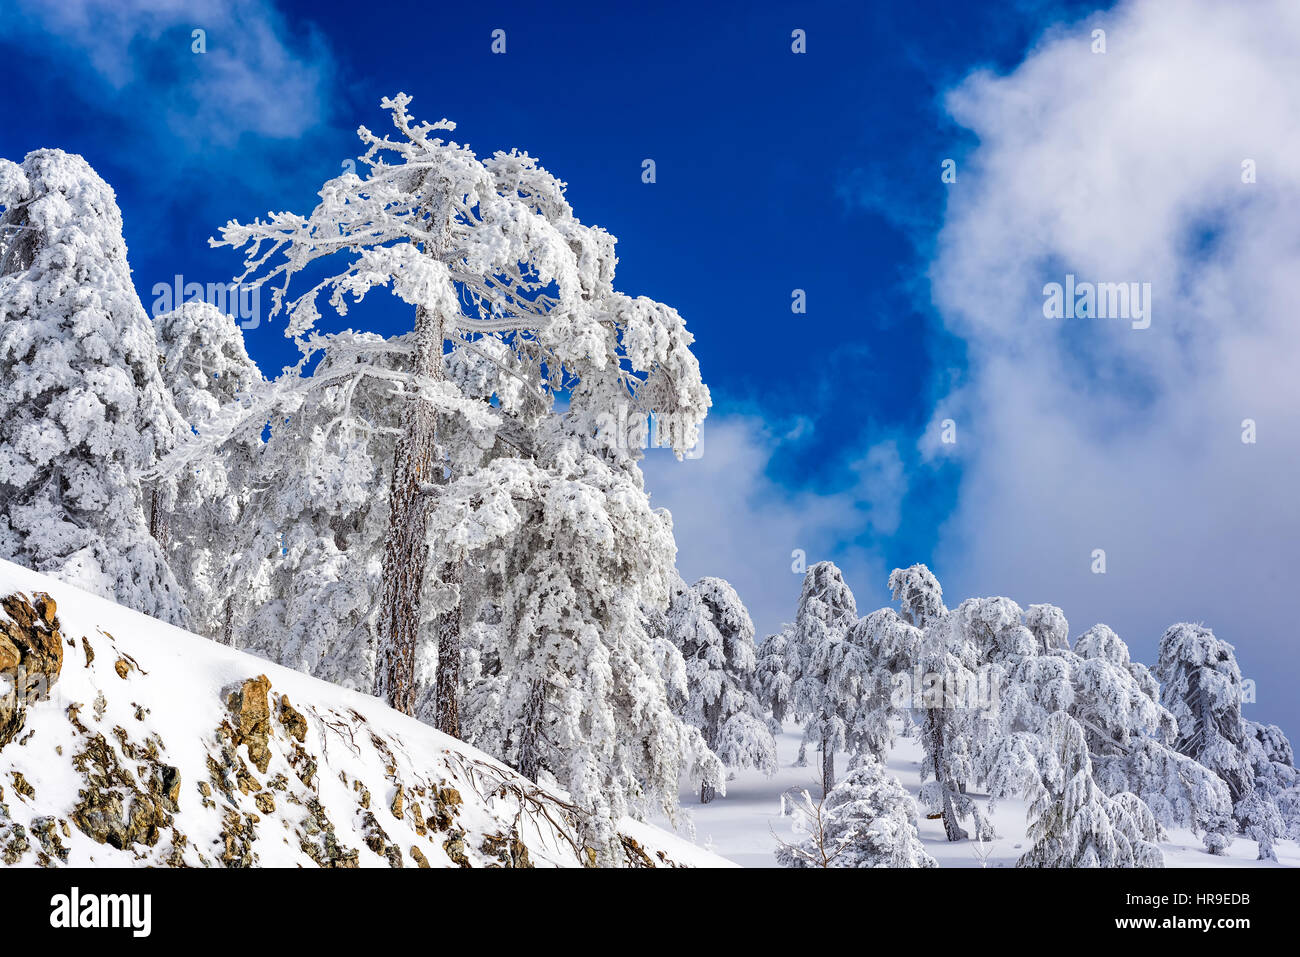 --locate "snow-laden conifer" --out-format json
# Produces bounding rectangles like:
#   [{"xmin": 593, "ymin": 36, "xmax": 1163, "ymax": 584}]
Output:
[
  {"xmin": 789, "ymin": 561, "xmax": 858, "ymax": 793},
  {"xmin": 666, "ymin": 576, "xmax": 777, "ymax": 801},
  {"xmin": 0, "ymin": 149, "xmax": 187, "ymax": 623},
  {"xmin": 179, "ymin": 94, "xmax": 710, "ymax": 720},
  {"xmin": 892, "ymin": 565, "xmax": 988, "ymax": 841},
  {"xmin": 154, "ymin": 301, "xmax": 265, "ymax": 643},
  {"xmin": 776, "ymin": 754, "xmax": 937, "ymax": 868},
  {"xmin": 1018, "ymin": 712, "xmax": 1164, "ymax": 868}
]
